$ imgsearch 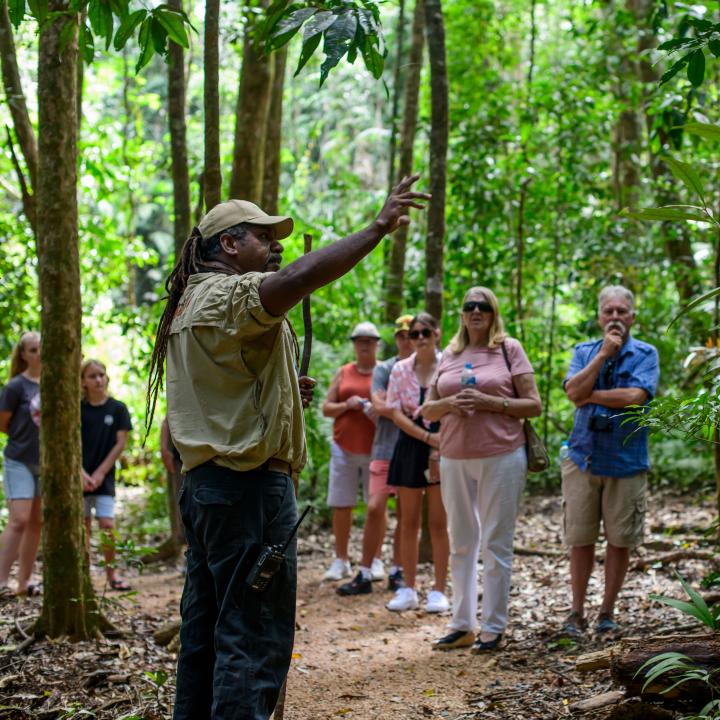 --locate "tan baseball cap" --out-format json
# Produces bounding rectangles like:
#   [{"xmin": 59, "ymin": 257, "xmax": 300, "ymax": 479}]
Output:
[
  {"xmin": 350, "ymin": 321, "xmax": 381, "ymax": 340},
  {"xmin": 198, "ymin": 200, "xmax": 294, "ymax": 240},
  {"xmin": 394, "ymin": 314, "xmax": 414, "ymax": 333}
]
